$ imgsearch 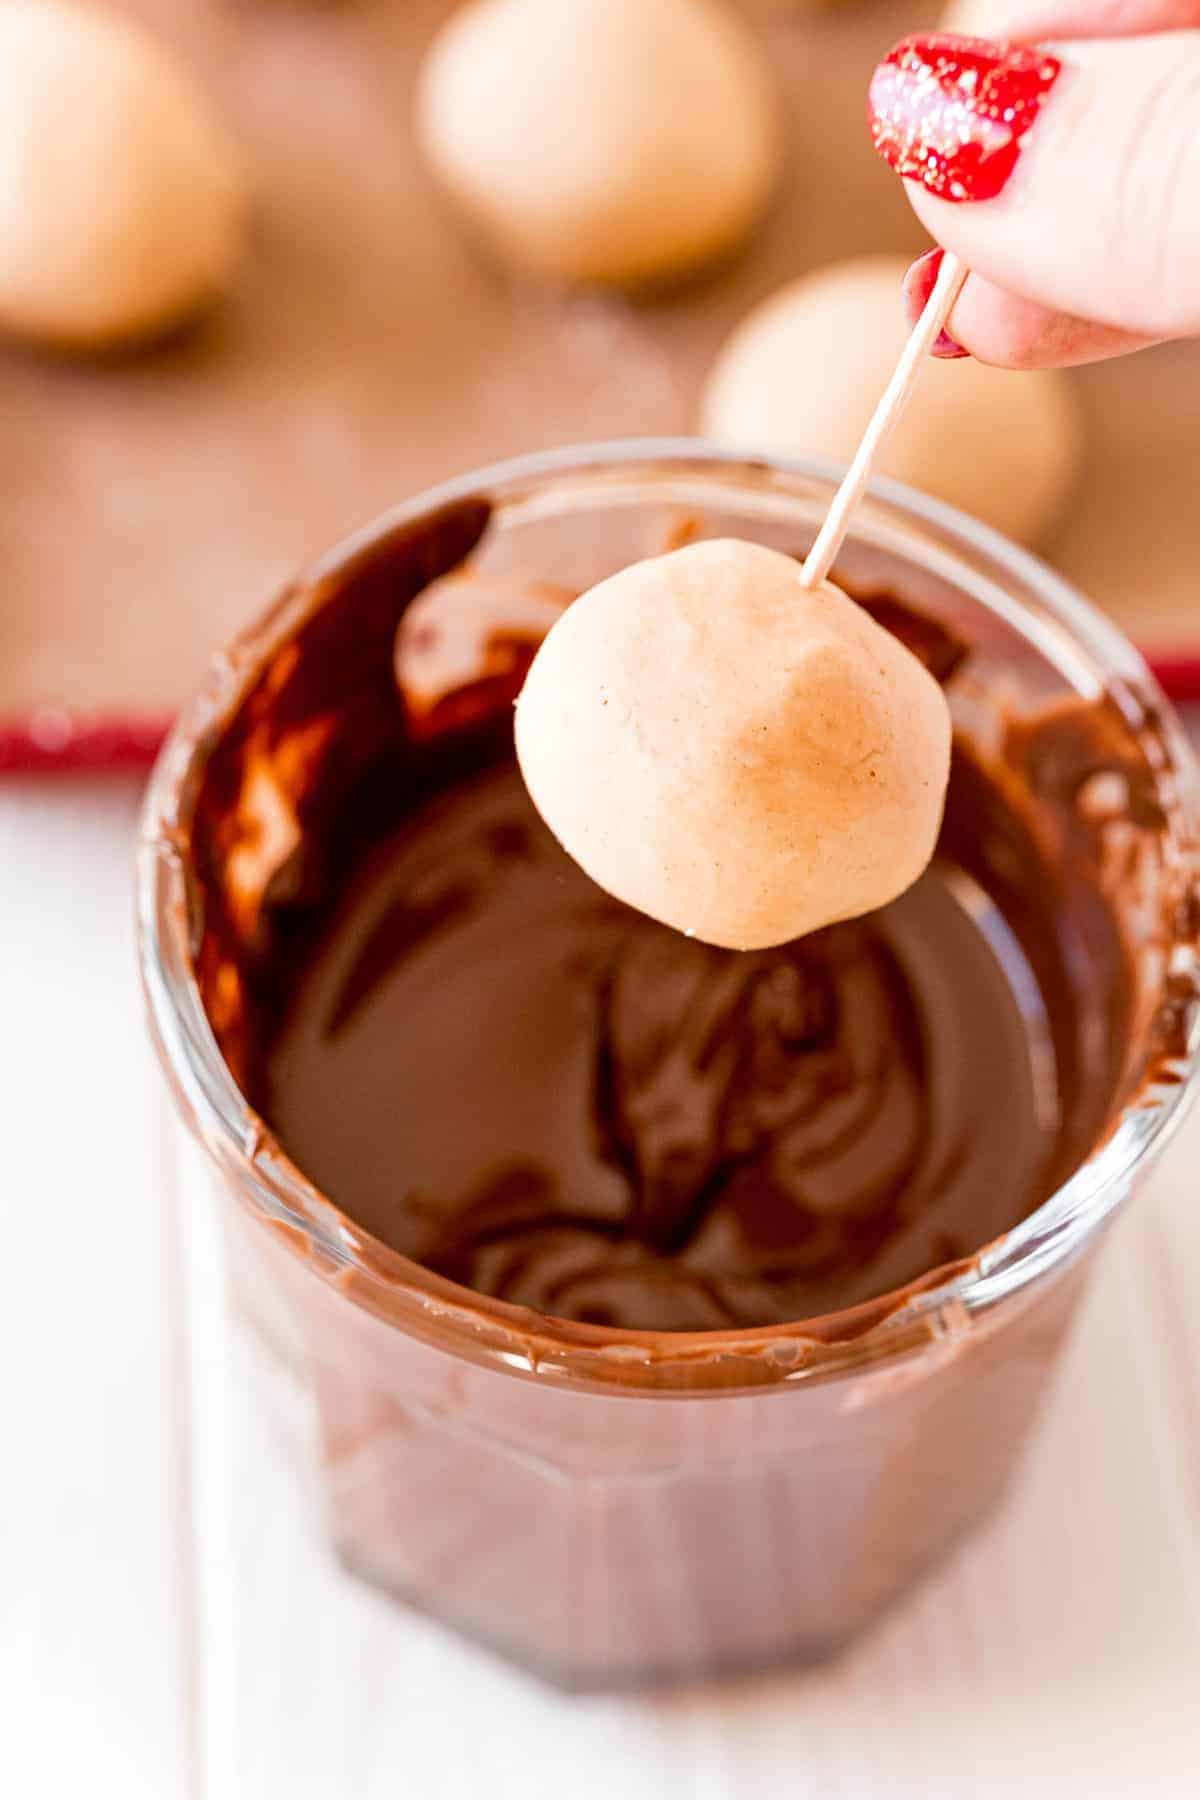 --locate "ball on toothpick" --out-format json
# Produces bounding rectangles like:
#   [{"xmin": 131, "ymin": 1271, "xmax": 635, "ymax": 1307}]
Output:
[{"xmin": 515, "ymin": 539, "xmax": 953, "ymax": 951}]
